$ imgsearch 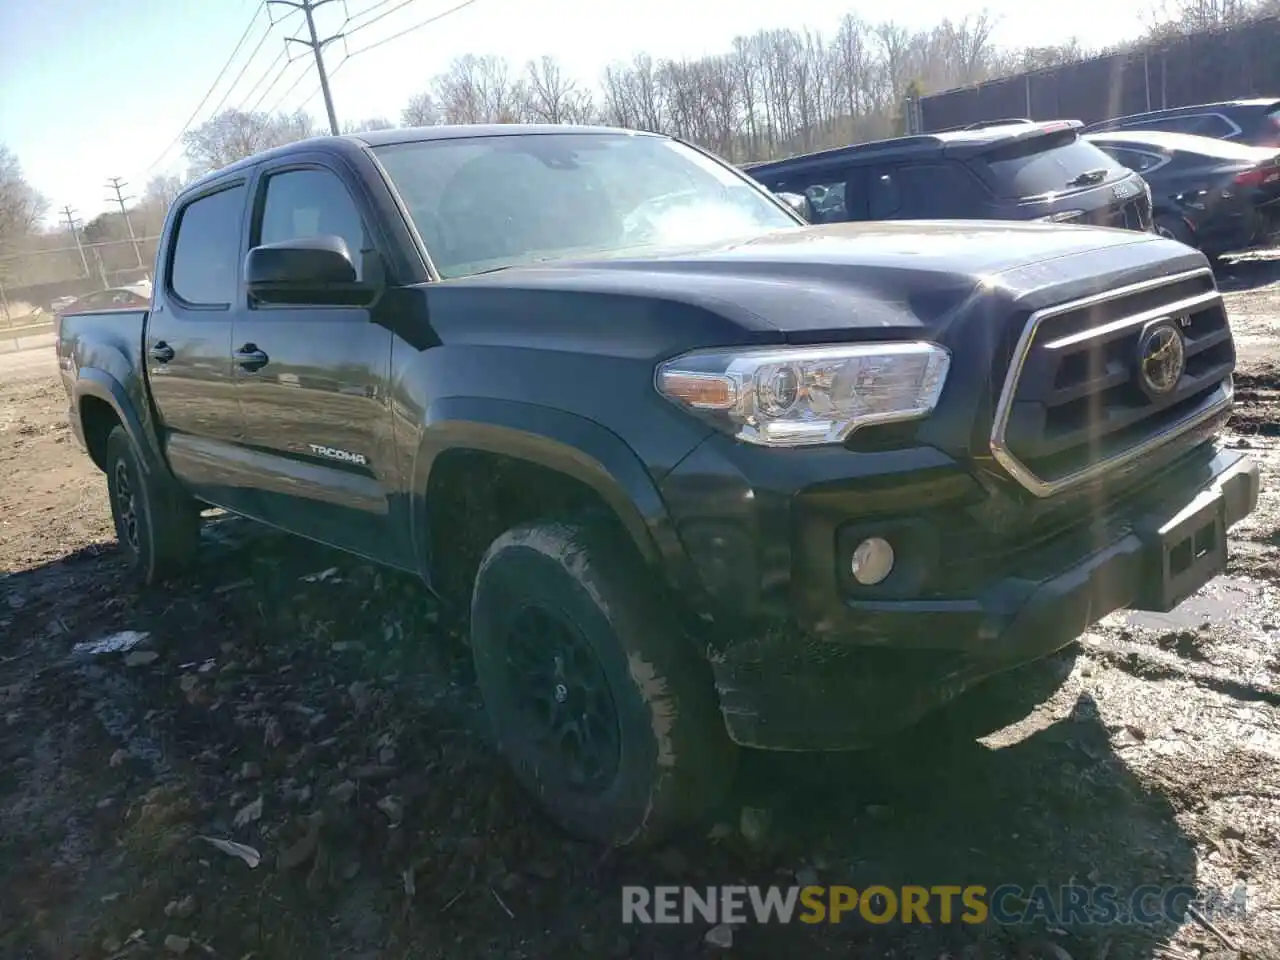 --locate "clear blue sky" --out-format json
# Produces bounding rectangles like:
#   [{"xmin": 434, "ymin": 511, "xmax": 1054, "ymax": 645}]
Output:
[{"xmin": 0, "ymin": 0, "xmax": 1147, "ymax": 226}]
